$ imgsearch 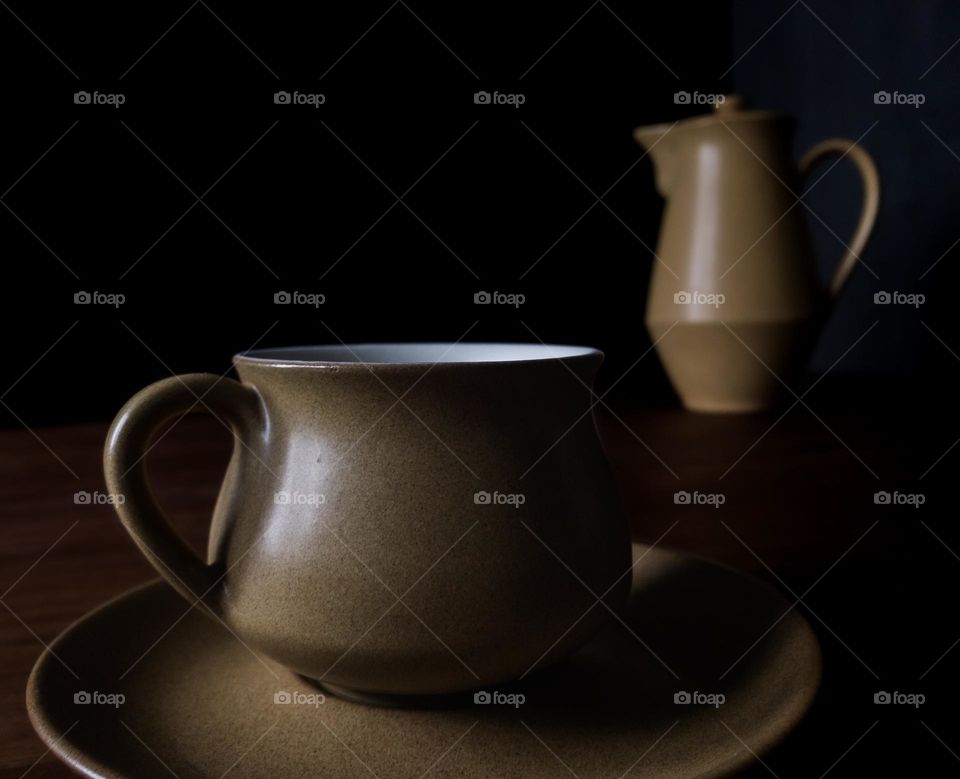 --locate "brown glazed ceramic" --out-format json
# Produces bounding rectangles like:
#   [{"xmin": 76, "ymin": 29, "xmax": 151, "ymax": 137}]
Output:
[
  {"xmin": 635, "ymin": 95, "xmax": 880, "ymax": 413},
  {"xmin": 103, "ymin": 343, "xmax": 632, "ymax": 700},
  {"xmin": 27, "ymin": 543, "xmax": 822, "ymax": 778}
]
